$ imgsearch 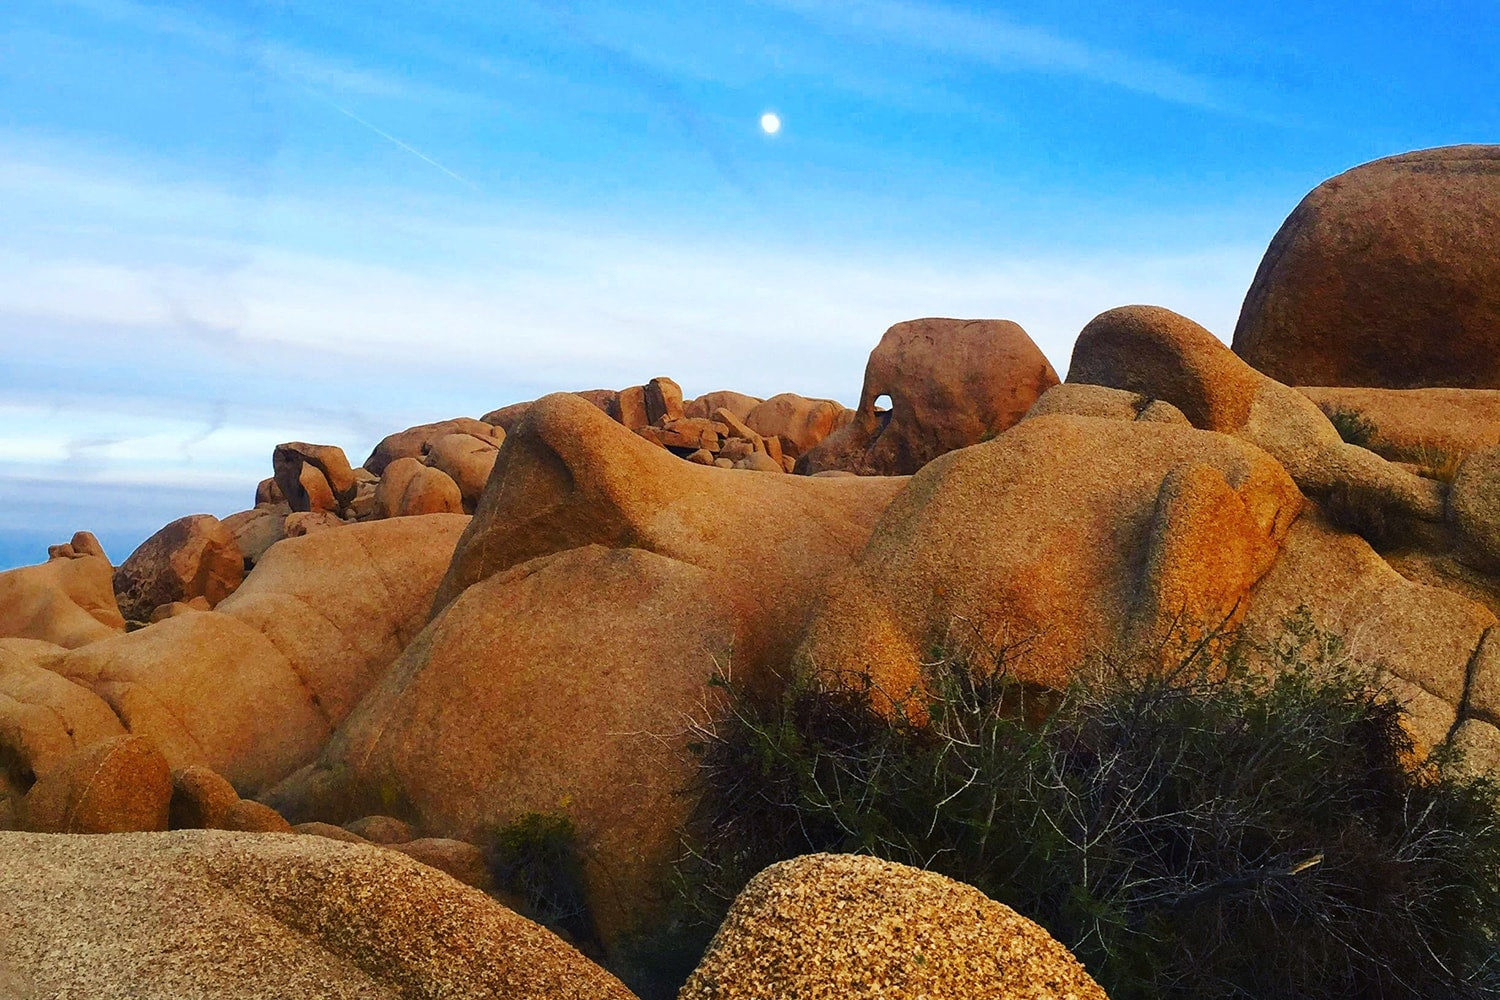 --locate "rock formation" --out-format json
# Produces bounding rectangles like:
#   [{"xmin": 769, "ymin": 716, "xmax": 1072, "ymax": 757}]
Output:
[
  {"xmin": 432, "ymin": 392, "xmax": 906, "ymax": 680},
  {"xmin": 1233, "ymin": 145, "xmax": 1500, "ymax": 388},
  {"xmin": 798, "ymin": 414, "xmax": 1303, "ymax": 703},
  {"xmin": 0, "ymin": 532, "xmax": 124, "ymax": 648},
  {"xmin": 268, "ymin": 544, "xmax": 736, "ymax": 947},
  {"xmin": 798, "ymin": 317, "xmax": 1058, "ymax": 476},
  {"xmin": 111, "ymin": 515, "xmax": 244, "ymax": 623}
]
